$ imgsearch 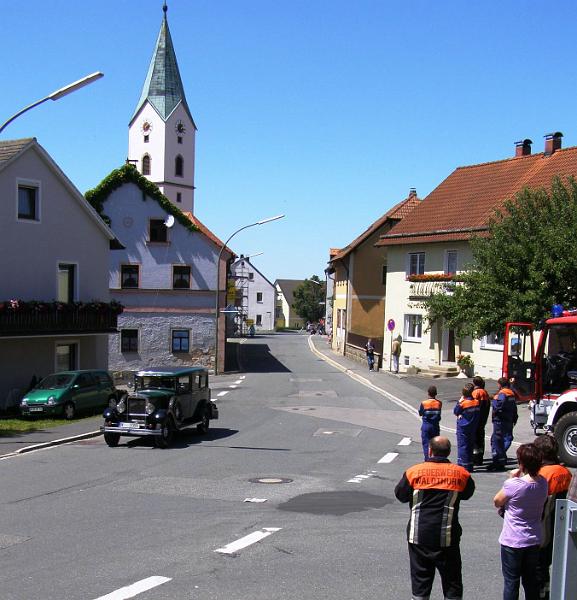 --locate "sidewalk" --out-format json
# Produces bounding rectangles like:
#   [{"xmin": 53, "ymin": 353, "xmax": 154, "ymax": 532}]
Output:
[{"xmin": 308, "ymin": 333, "xmax": 535, "ymax": 446}]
